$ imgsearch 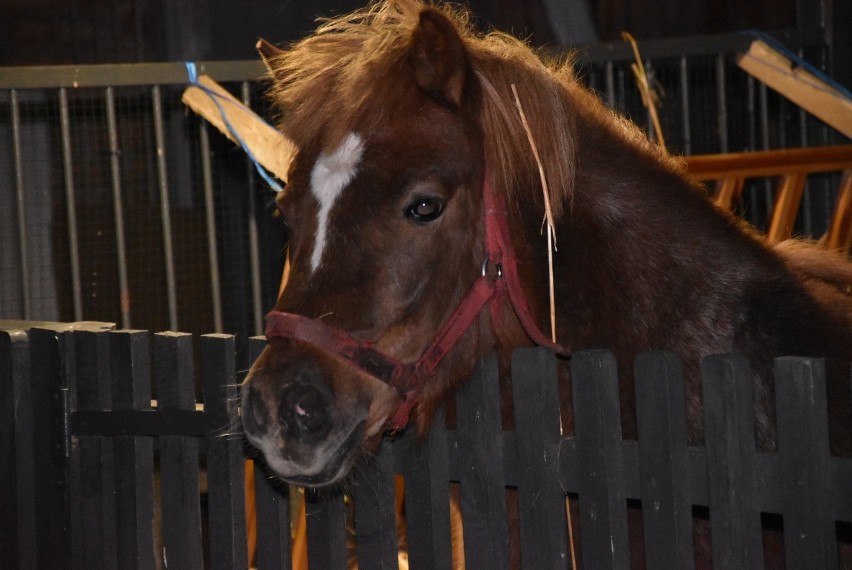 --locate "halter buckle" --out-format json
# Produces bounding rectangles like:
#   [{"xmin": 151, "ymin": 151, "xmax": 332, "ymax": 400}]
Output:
[{"xmin": 481, "ymin": 258, "xmax": 503, "ymax": 279}]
